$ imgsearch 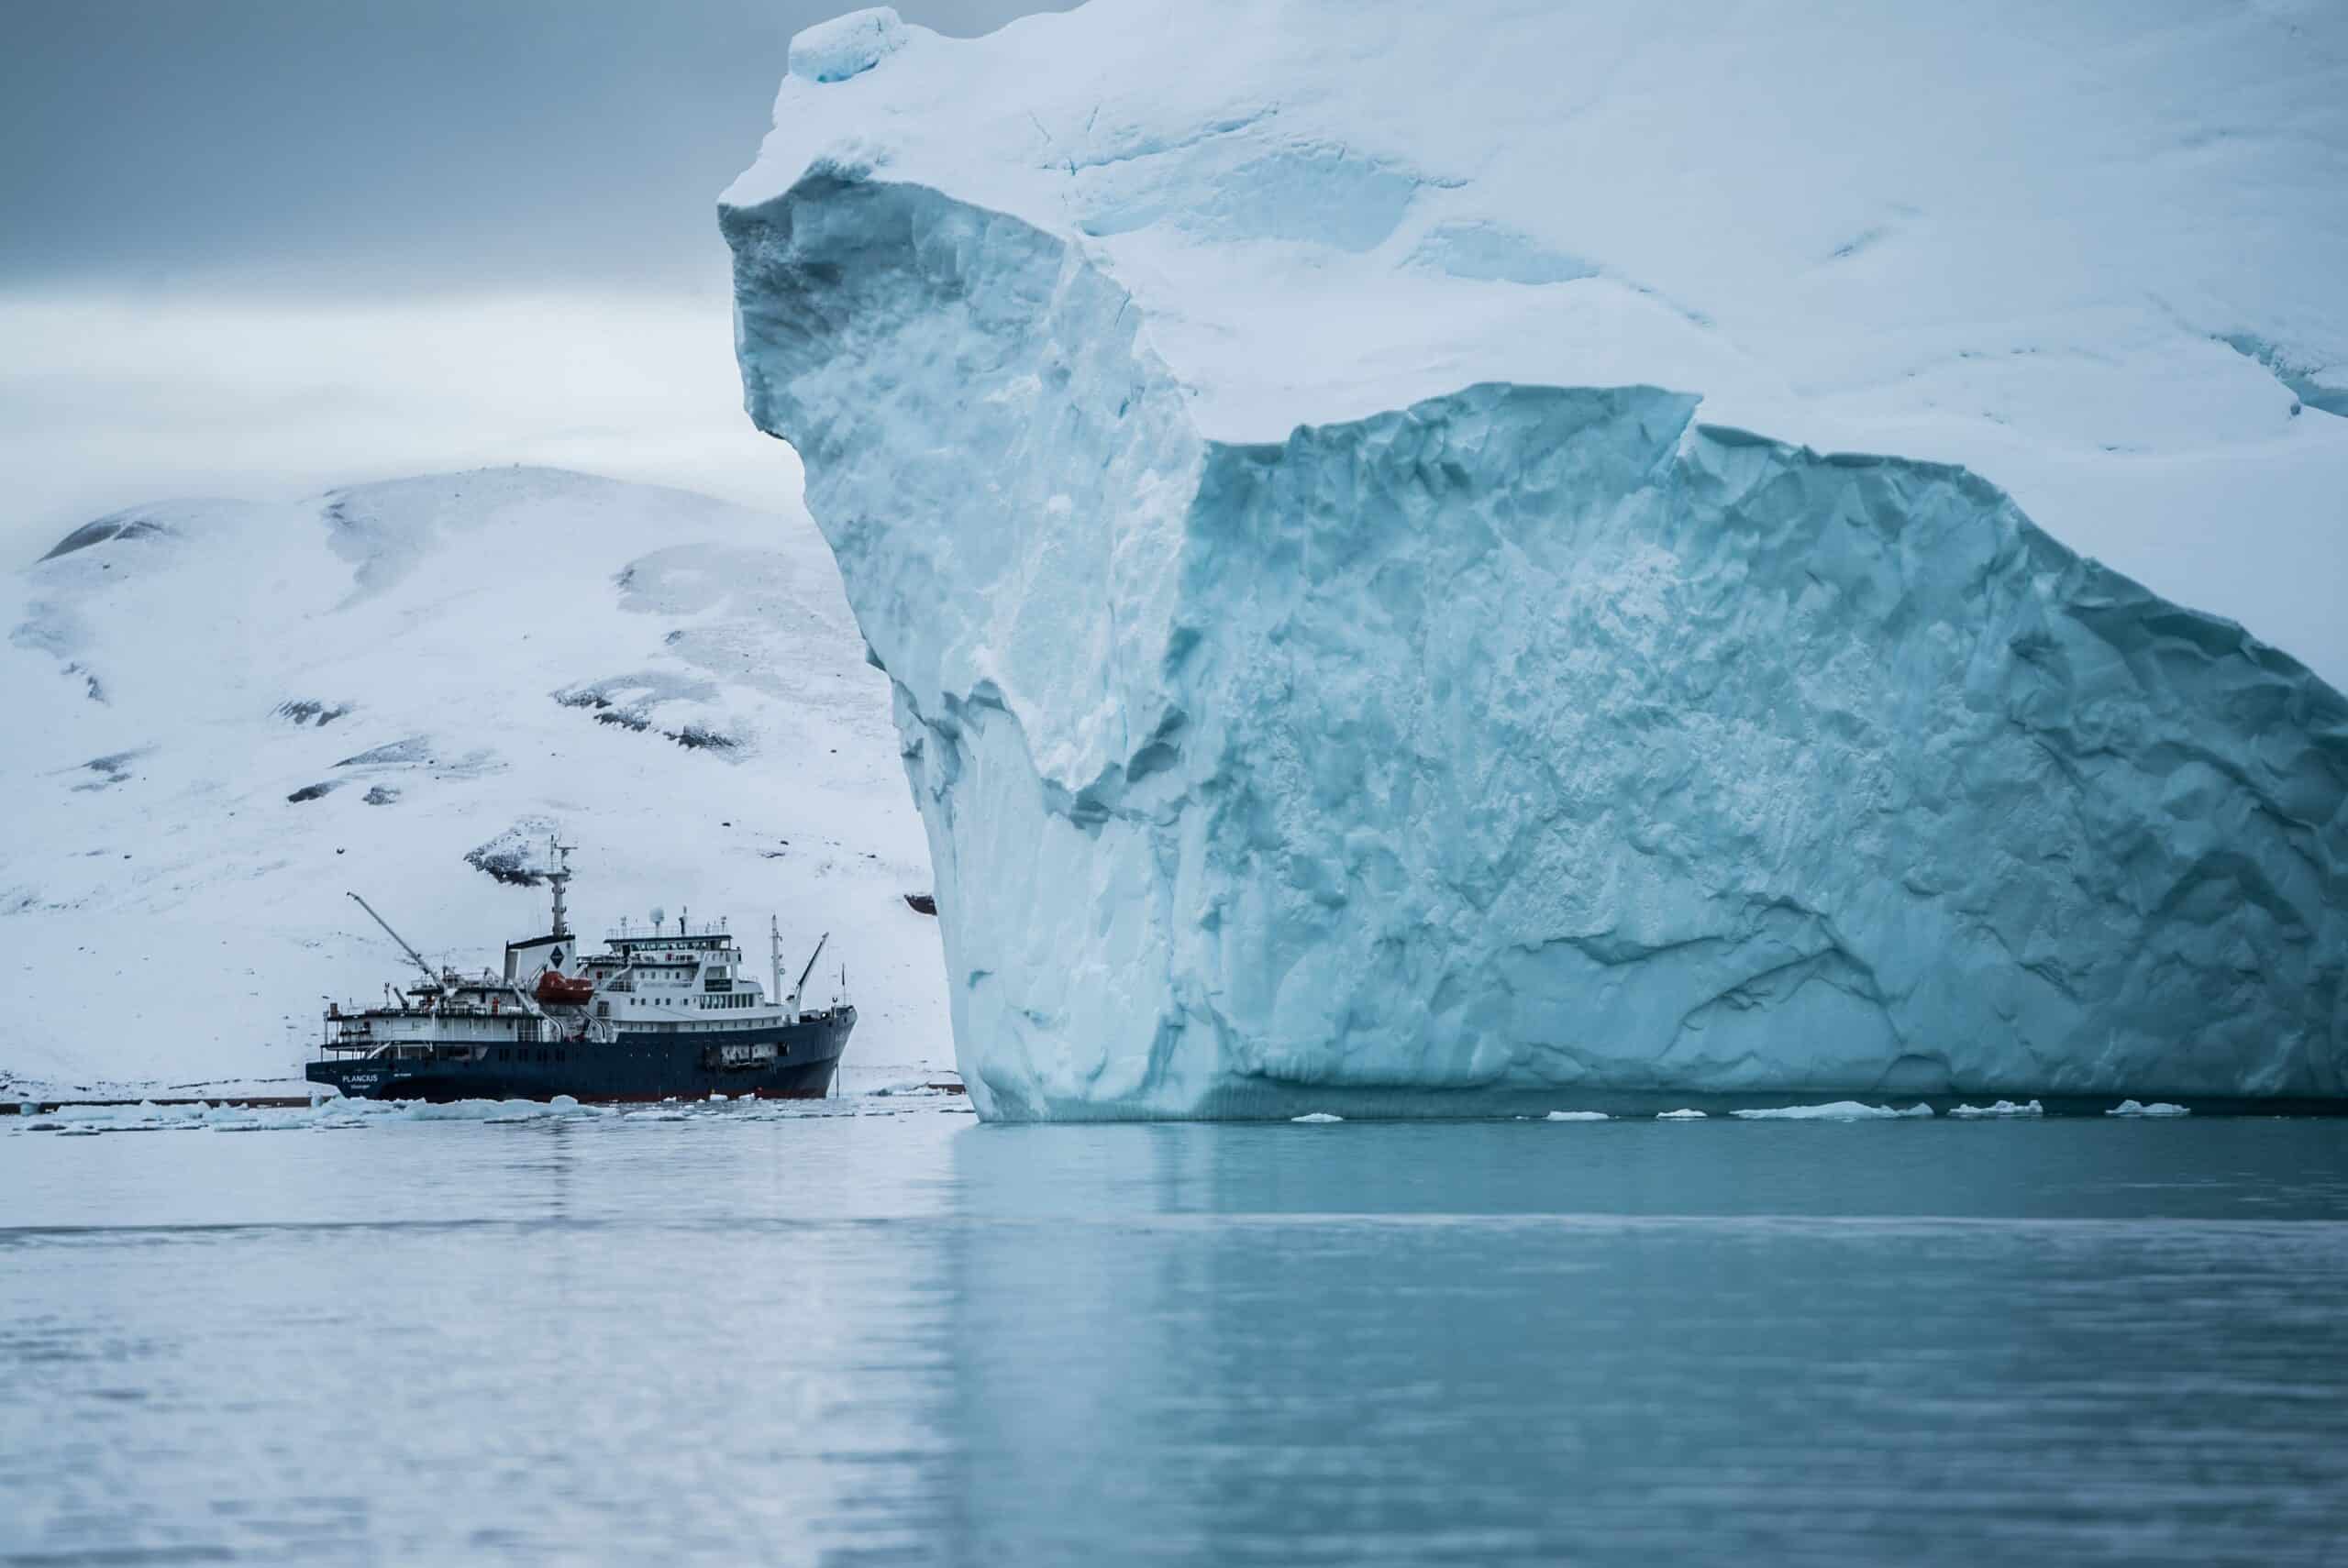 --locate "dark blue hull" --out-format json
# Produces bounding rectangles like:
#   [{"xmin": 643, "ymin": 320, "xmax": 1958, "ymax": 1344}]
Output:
[{"xmin": 305, "ymin": 1008, "xmax": 855, "ymax": 1103}]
